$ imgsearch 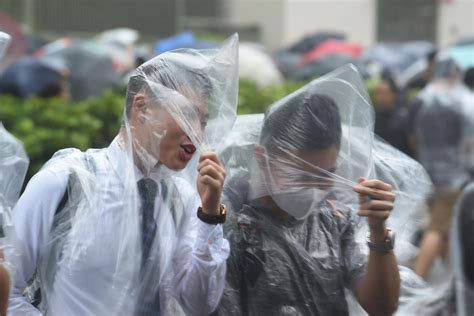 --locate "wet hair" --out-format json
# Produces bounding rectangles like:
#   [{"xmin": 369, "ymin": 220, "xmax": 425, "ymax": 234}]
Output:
[
  {"xmin": 427, "ymin": 50, "xmax": 437, "ymax": 63},
  {"xmin": 125, "ymin": 59, "xmax": 212, "ymax": 118},
  {"xmin": 260, "ymin": 93, "xmax": 342, "ymax": 152},
  {"xmin": 463, "ymin": 67, "xmax": 474, "ymax": 89},
  {"xmin": 380, "ymin": 74, "xmax": 398, "ymax": 94}
]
